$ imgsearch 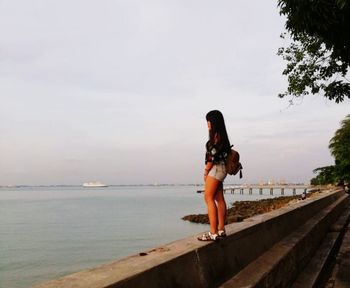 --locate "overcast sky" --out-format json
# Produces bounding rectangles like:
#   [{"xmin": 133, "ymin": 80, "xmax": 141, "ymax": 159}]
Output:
[{"xmin": 1, "ymin": 0, "xmax": 349, "ymax": 186}]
